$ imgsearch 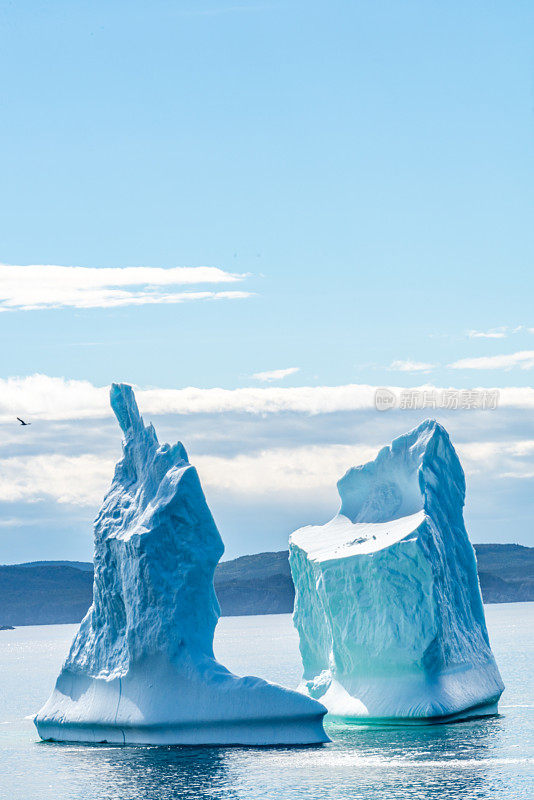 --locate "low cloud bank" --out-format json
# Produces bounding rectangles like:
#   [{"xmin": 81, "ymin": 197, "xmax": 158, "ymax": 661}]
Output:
[
  {"xmin": 2, "ymin": 374, "xmax": 534, "ymax": 556},
  {"xmin": 2, "ymin": 375, "xmax": 534, "ymax": 423}
]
